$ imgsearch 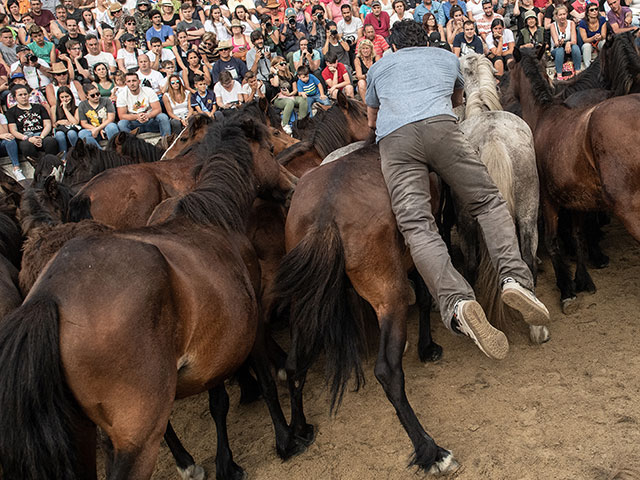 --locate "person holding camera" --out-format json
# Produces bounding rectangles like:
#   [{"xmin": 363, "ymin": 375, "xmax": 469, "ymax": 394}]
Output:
[
  {"xmin": 322, "ymin": 20, "xmax": 352, "ymax": 69},
  {"xmin": 10, "ymin": 44, "xmax": 52, "ymax": 91},
  {"xmin": 257, "ymin": 14, "xmax": 282, "ymax": 54},
  {"xmin": 280, "ymin": 7, "xmax": 308, "ymax": 56},
  {"xmin": 292, "ymin": 37, "xmax": 321, "ymax": 78},
  {"xmin": 307, "ymin": 4, "xmax": 327, "ymax": 50},
  {"xmin": 516, "ymin": 9, "xmax": 544, "ymax": 49},
  {"xmin": 246, "ymin": 30, "xmax": 273, "ymax": 83},
  {"xmin": 338, "ymin": 2, "xmax": 363, "ymax": 65}
]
